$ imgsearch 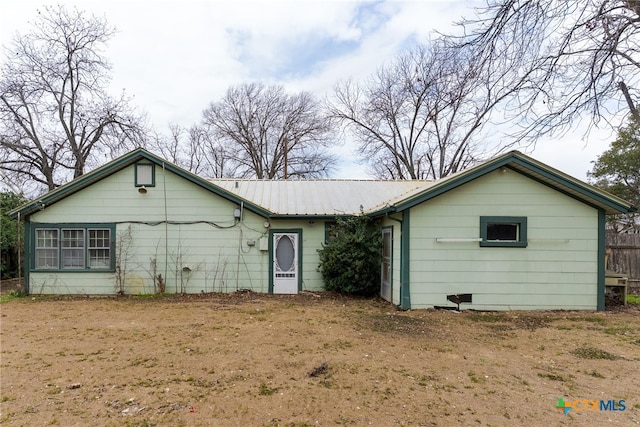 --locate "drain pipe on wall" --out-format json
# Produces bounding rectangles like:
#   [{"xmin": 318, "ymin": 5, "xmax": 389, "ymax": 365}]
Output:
[
  {"xmin": 235, "ymin": 202, "xmax": 243, "ymax": 290},
  {"xmin": 162, "ymin": 162, "xmax": 169, "ymax": 291}
]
